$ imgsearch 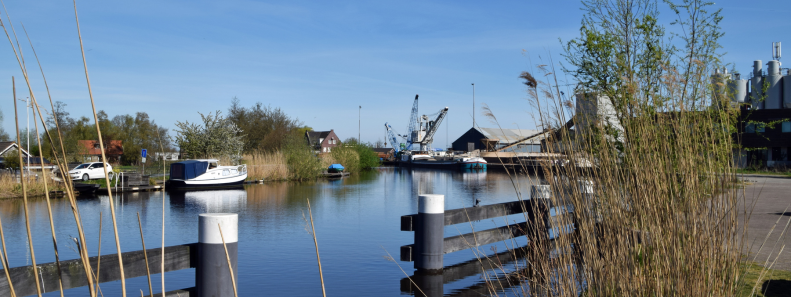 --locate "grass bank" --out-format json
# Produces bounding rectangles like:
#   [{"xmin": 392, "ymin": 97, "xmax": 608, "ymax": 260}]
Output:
[{"xmin": 0, "ymin": 173, "xmax": 65, "ymax": 199}]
